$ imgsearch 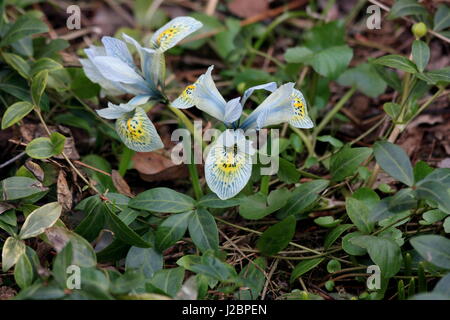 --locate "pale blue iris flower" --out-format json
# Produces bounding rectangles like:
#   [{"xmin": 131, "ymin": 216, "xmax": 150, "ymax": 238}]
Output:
[
  {"xmin": 80, "ymin": 16, "xmax": 203, "ymax": 152},
  {"xmin": 172, "ymin": 66, "xmax": 314, "ymax": 199}
]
